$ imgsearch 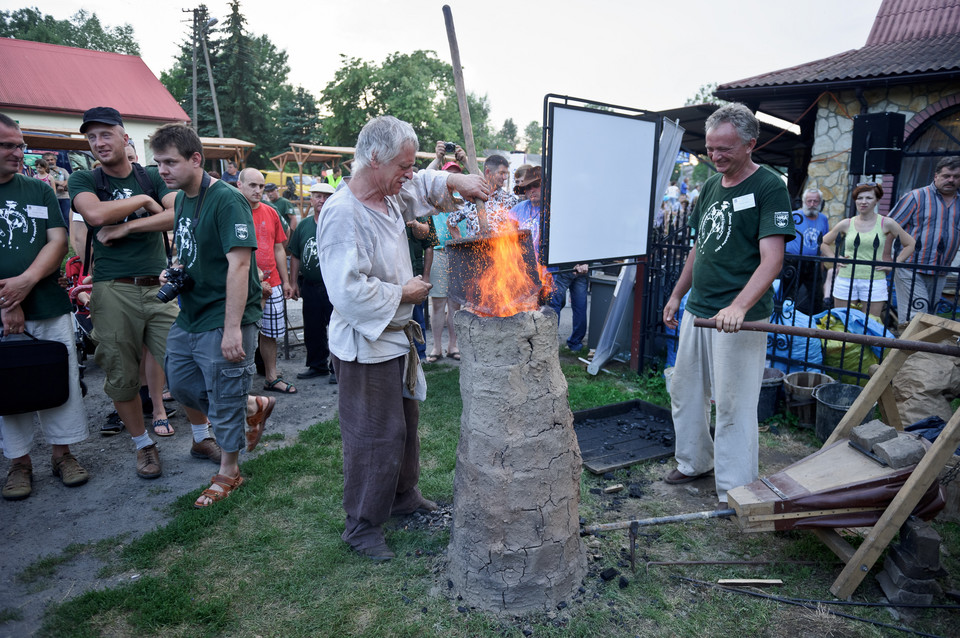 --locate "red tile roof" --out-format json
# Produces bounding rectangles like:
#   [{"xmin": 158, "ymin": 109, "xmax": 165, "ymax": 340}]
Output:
[
  {"xmin": 0, "ymin": 39, "xmax": 189, "ymax": 123},
  {"xmin": 866, "ymin": 0, "xmax": 960, "ymax": 45},
  {"xmin": 719, "ymin": 33, "xmax": 960, "ymax": 89}
]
